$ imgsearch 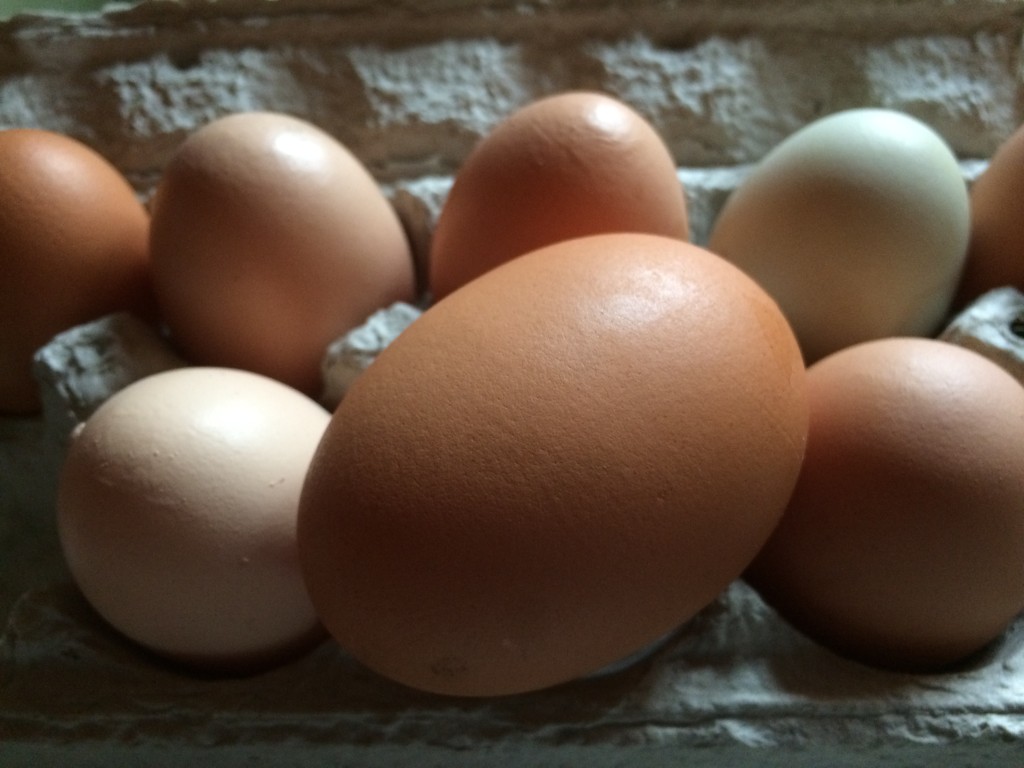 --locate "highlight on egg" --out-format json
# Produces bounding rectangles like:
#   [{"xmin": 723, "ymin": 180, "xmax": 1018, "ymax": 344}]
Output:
[
  {"xmin": 428, "ymin": 91, "xmax": 690, "ymax": 301},
  {"xmin": 298, "ymin": 232, "xmax": 809, "ymax": 697},
  {"xmin": 57, "ymin": 367, "xmax": 331, "ymax": 673},
  {"xmin": 708, "ymin": 108, "xmax": 970, "ymax": 364},
  {"xmin": 148, "ymin": 111, "xmax": 417, "ymax": 398},
  {"xmin": 745, "ymin": 337, "xmax": 1024, "ymax": 672}
]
